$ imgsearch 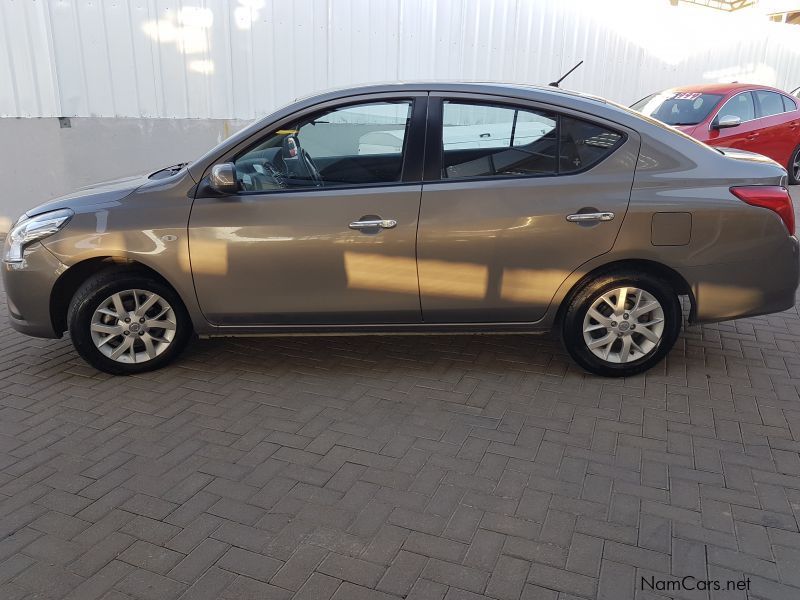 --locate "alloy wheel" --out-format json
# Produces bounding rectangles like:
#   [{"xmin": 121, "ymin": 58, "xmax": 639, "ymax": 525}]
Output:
[
  {"xmin": 90, "ymin": 289, "xmax": 177, "ymax": 363},
  {"xmin": 582, "ymin": 287, "xmax": 665, "ymax": 364}
]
